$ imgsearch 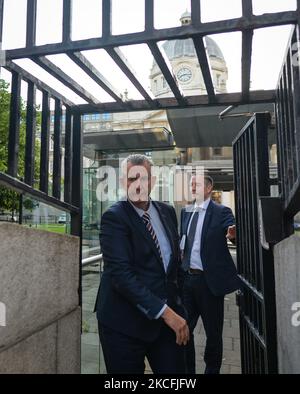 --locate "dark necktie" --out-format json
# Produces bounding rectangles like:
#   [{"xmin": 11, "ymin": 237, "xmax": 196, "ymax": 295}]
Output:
[
  {"xmin": 182, "ymin": 211, "xmax": 199, "ymax": 271},
  {"xmin": 142, "ymin": 212, "xmax": 162, "ymax": 260}
]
